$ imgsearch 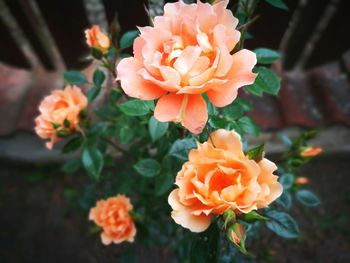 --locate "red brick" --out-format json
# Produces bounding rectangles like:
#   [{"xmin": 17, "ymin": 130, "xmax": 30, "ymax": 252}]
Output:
[
  {"xmin": 308, "ymin": 62, "xmax": 350, "ymax": 126},
  {"xmin": 240, "ymin": 90, "xmax": 284, "ymax": 130},
  {"xmin": 0, "ymin": 63, "xmax": 32, "ymax": 135},
  {"xmin": 278, "ymin": 72, "xmax": 324, "ymax": 127}
]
